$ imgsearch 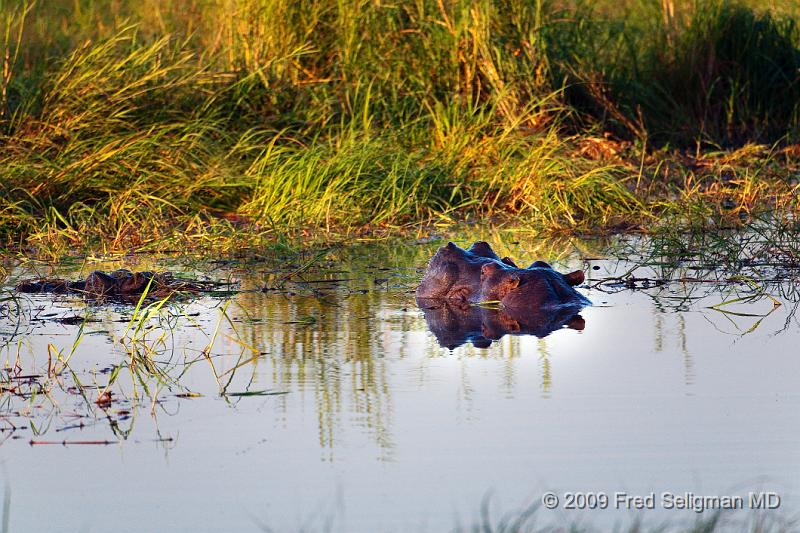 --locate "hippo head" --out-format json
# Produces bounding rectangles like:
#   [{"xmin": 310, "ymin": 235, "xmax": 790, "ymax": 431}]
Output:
[
  {"xmin": 417, "ymin": 242, "xmax": 492, "ymax": 300},
  {"xmin": 116, "ymin": 271, "xmax": 158, "ymax": 294},
  {"xmin": 416, "ymin": 259, "xmax": 460, "ymax": 299},
  {"xmin": 83, "ymin": 271, "xmax": 117, "ymax": 296},
  {"xmin": 479, "ymin": 262, "xmax": 589, "ymax": 311},
  {"xmin": 478, "ymin": 262, "xmax": 523, "ymax": 303}
]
